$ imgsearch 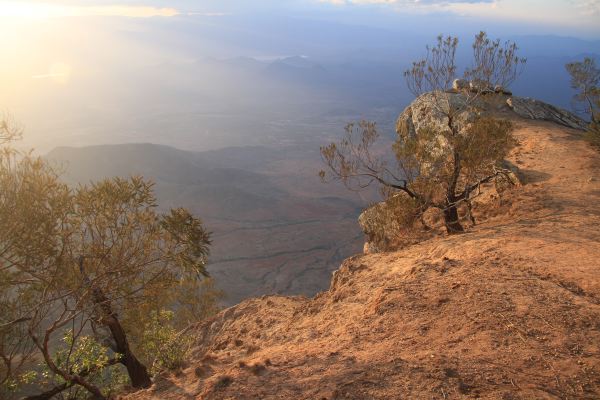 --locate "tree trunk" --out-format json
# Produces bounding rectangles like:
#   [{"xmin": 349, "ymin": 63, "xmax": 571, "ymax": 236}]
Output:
[
  {"xmin": 78, "ymin": 257, "xmax": 152, "ymax": 389},
  {"xmin": 443, "ymin": 204, "xmax": 464, "ymax": 234},
  {"xmin": 92, "ymin": 288, "xmax": 152, "ymax": 389}
]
